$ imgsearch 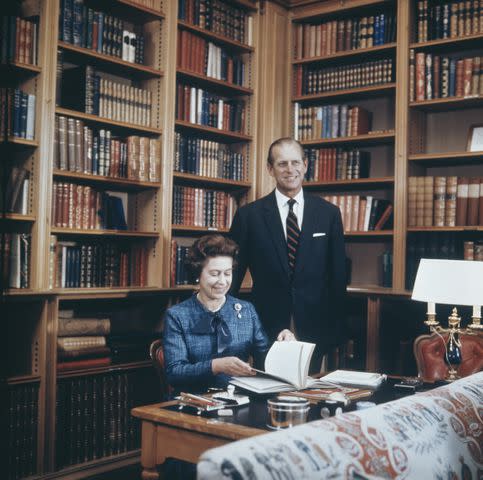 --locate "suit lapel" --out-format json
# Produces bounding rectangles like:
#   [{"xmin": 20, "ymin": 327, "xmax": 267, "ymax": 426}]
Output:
[
  {"xmin": 263, "ymin": 192, "xmax": 290, "ymax": 278},
  {"xmin": 294, "ymin": 193, "xmax": 317, "ymax": 277}
]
